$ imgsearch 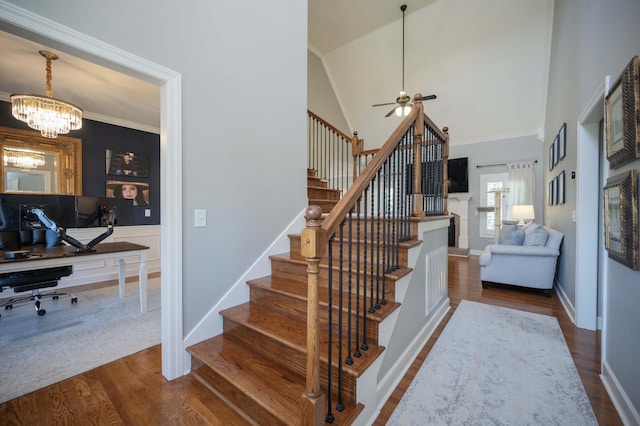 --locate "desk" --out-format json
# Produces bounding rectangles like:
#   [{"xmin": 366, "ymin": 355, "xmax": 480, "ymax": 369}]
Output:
[{"xmin": 0, "ymin": 242, "xmax": 149, "ymax": 313}]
